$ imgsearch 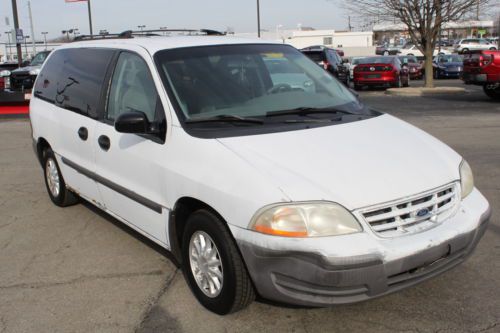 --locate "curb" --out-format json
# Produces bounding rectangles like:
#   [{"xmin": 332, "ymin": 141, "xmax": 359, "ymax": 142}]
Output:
[{"xmin": 385, "ymin": 87, "xmax": 467, "ymax": 96}]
